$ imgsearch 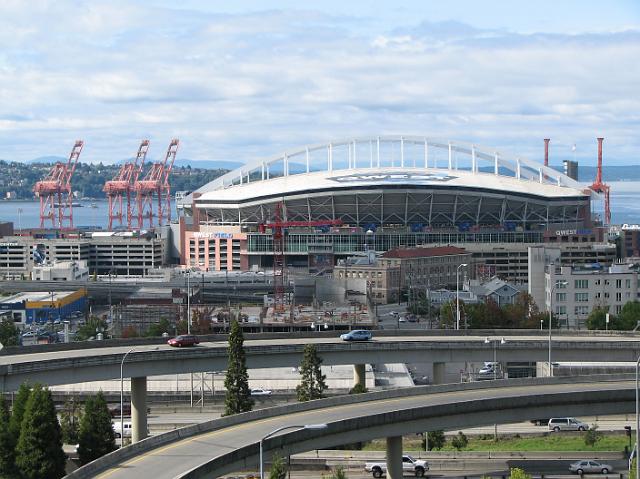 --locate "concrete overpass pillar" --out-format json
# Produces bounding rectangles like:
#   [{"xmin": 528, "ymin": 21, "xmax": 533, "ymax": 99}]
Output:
[
  {"xmin": 433, "ymin": 362, "xmax": 445, "ymax": 384},
  {"xmin": 131, "ymin": 376, "xmax": 148, "ymax": 443},
  {"xmin": 386, "ymin": 436, "xmax": 403, "ymax": 479},
  {"xmin": 353, "ymin": 363, "xmax": 365, "ymax": 389}
]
